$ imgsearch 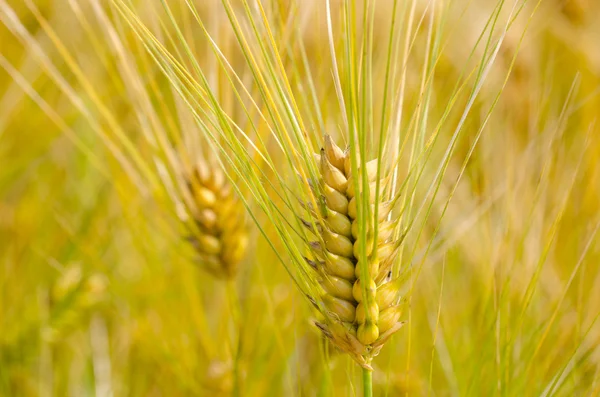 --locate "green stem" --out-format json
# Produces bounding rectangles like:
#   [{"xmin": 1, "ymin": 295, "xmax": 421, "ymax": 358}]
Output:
[
  {"xmin": 226, "ymin": 280, "xmax": 241, "ymax": 397},
  {"xmin": 363, "ymin": 368, "xmax": 373, "ymax": 397}
]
